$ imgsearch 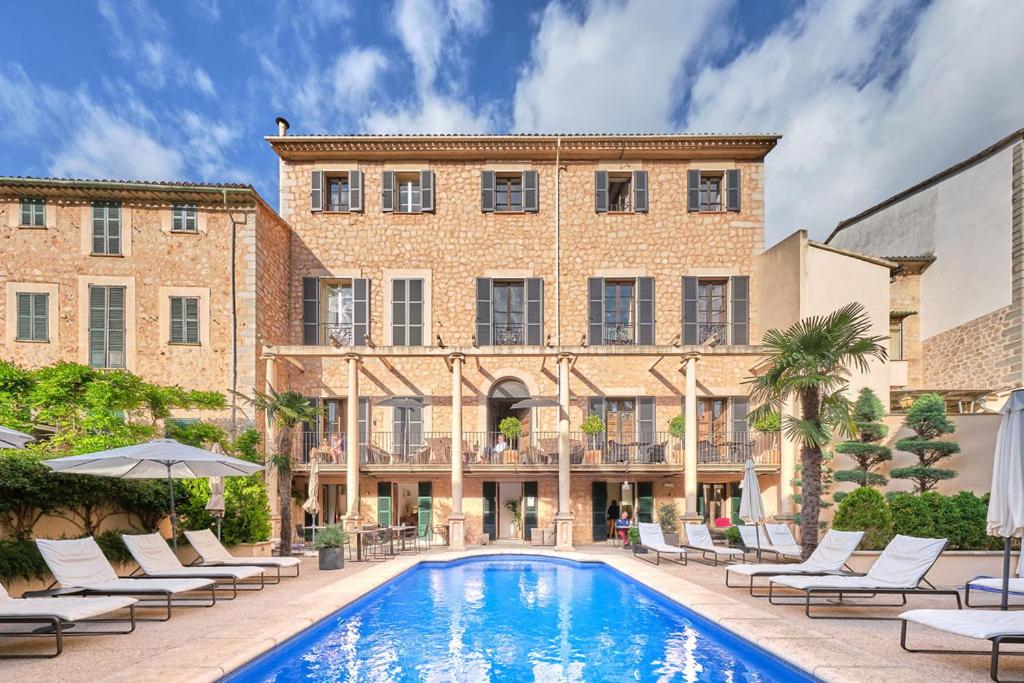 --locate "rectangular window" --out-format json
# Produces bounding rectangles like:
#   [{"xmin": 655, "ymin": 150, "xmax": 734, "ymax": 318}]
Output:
[
  {"xmin": 169, "ymin": 296, "xmax": 200, "ymax": 345},
  {"xmin": 88, "ymin": 285, "xmax": 125, "ymax": 368},
  {"xmin": 699, "ymin": 174, "xmax": 723, "ymax": 212},
  {"xmin": 92, "ymin": 202, "xmax": 122, "ymax": 255},
  {"xmin": 697, "ymin": 280, "xmax": 728, "ymax": 343},
  {"xmin": 16, "ymin": 292, "xmax": 48, "ymax": 341},
  {"xmin": 492, "ymin": 280, "xmax": 525, "ymax": 345},
  {"xmin": 603, "ymin": 280, "xmax": 635, "ymax": 344},
  {"xmin": 20, "ymin": 198, "xmax": 45, "ymax": 227},
  {"xmin": 323, "ymin": 280, "xmax": 353, "ymax": 345},
  {"xmin": 495, "ymin": 175, "xmax": 523, "ymax": 212},
  {"xmin": 171, "ymin": 204, "xmax": 197, "ymax": 232},
  {"xmin": 327, "ymin": 174, "xmax": 350, "ymax": 212},
  {"xmin": 607, "ymin": 173, "xmax": 632, "ymax": 212},
  {"xmin": 397, "ymin": 172, "xmax": 422, "ymax": 213},
  {"xmin": 391, "ymin": 278, "xmax": 424, "ymax": 346},
  {"xmin": 605, "ymin": 398, "xmax": 637, "ymax": 444},
  {"xmin": 890, "ymin": 318, "xmax": 904, "ymax": 360}
]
